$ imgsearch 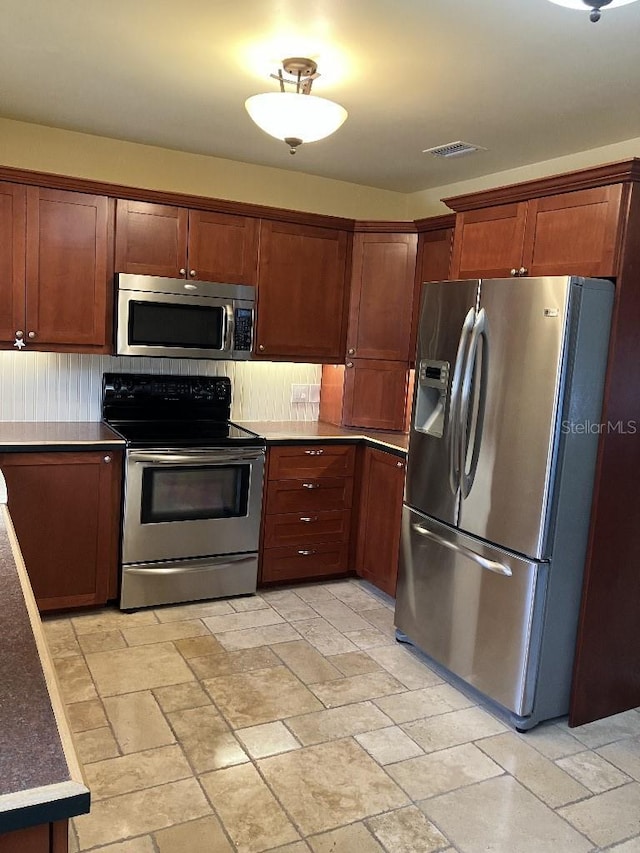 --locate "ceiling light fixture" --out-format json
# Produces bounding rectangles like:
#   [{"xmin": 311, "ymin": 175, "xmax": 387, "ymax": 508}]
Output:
[
  {"xmin": 548, "ymin": 0, "xmax": 639, "ymax": 22},
  {"xmin": 245, "ymin": 57, "xmax": 348, "ymax": 155}
]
